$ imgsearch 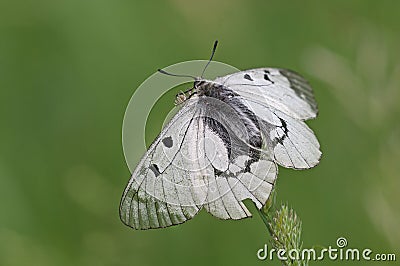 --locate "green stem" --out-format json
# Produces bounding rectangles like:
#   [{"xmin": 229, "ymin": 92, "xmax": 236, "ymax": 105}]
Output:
[{"xmin": 258, "ymin": 197, "xmax": 309, "ymax": 266}]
